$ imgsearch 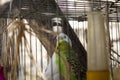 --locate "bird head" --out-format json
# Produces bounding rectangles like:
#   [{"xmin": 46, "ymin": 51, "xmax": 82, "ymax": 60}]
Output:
[{"xmin": 56, "ymin": 33, "xmax": 72, "ymax": 47}]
